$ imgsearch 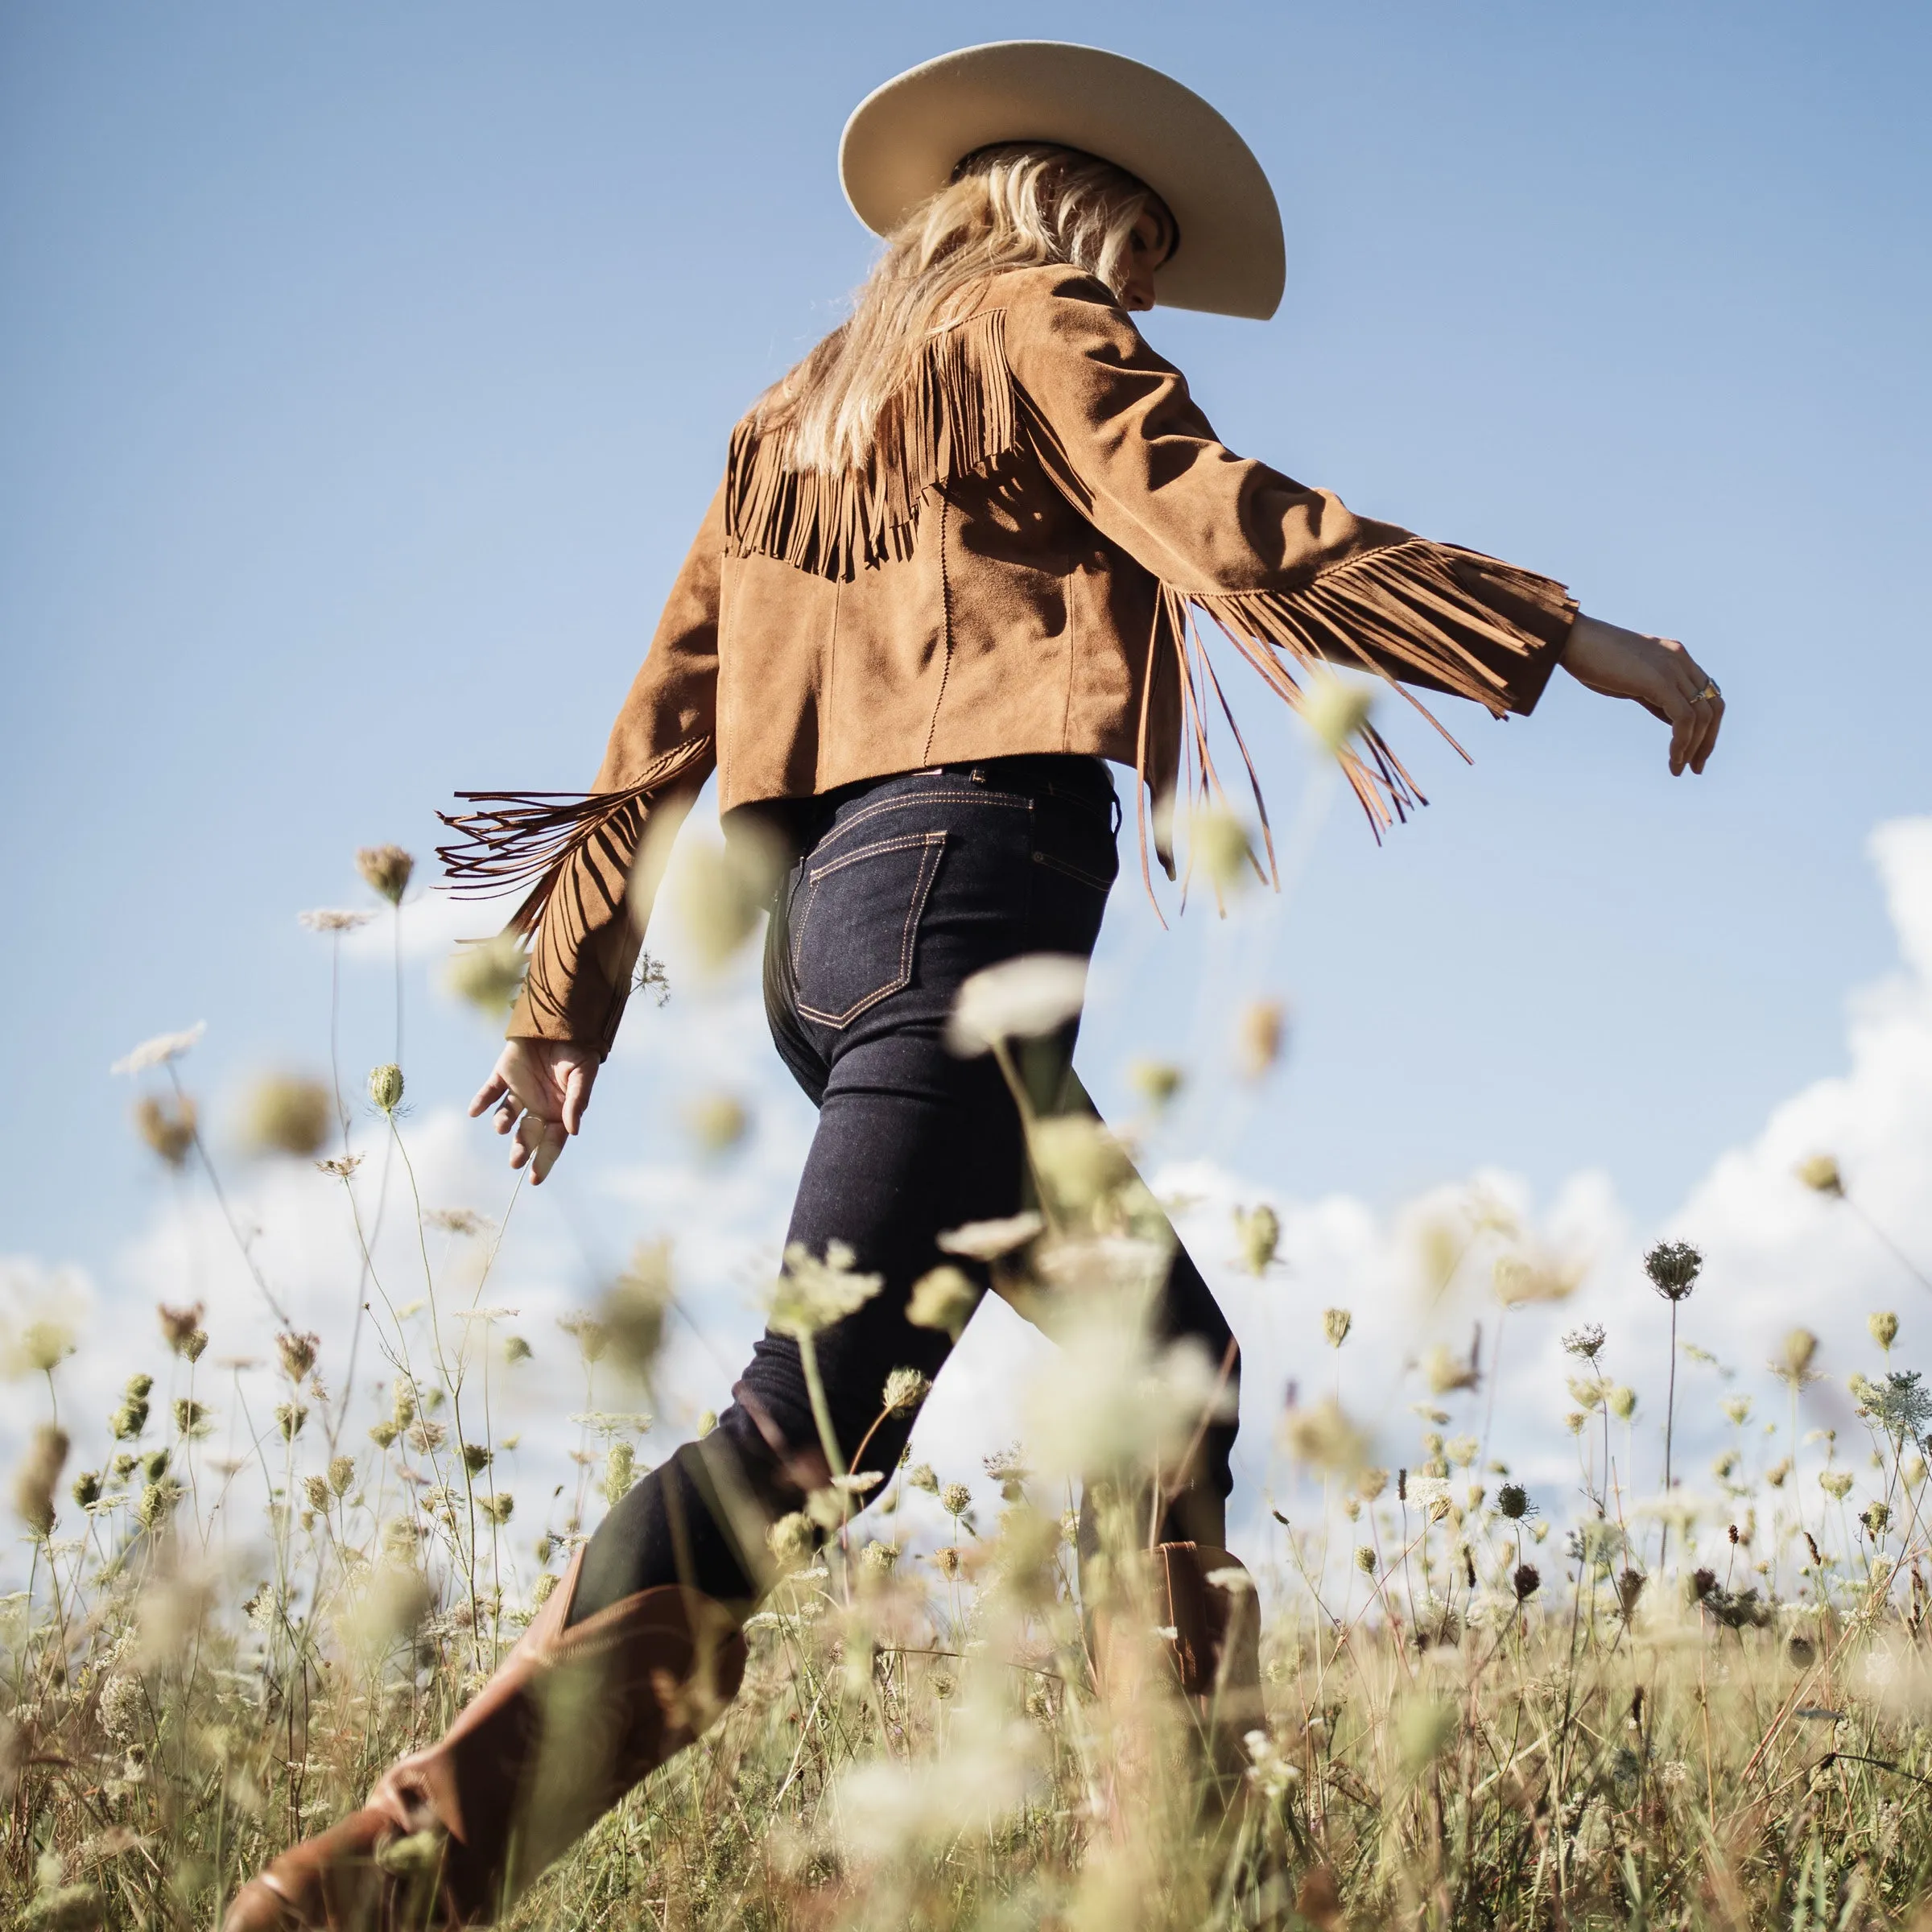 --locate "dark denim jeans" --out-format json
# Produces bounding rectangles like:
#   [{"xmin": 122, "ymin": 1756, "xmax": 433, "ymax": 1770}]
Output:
[{"xmin": 571, "ymin": 756, "xmax": 1241, "ymax": 1623}]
